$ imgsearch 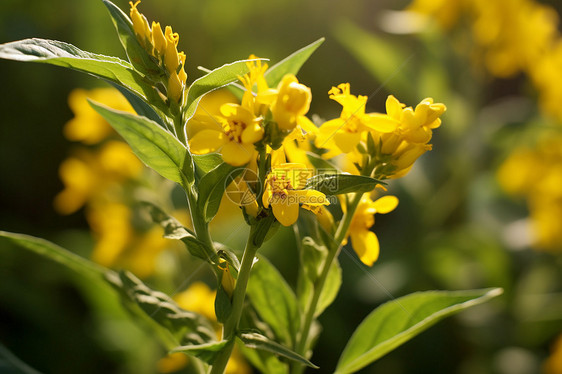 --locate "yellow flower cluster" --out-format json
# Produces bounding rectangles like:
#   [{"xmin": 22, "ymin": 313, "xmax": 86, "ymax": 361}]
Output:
[
  {"xmin": 315, "ymin": 84, "xmax": 446, "ymax": 178},
  {"xmin": 497, "ymin": 134, "xmax": 562, "ymax": 252},
  {"xmin": 129, "ymin": 1, "xmax": 187, "ymax": 102},
  {"xmin": 407, "ymin": 0, "xmax": 562, "ymax": 122},
  {"xmin": 189, "ymin": 58, "xmax": 313, "ymax": 167}
]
